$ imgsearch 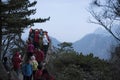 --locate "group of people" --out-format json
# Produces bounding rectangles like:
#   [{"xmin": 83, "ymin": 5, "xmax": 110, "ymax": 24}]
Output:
[
  {"xmin": 21, "ymin": 55, "xmax": 54, "ymax": 80},
  {"xmin": 3, "ymin": 28, "xmax": 55, "ymax": 80},
  {"xmin": 28, "ymin": 28, "xmax": 50, "ymax": 57}
]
